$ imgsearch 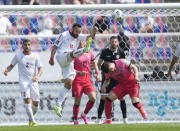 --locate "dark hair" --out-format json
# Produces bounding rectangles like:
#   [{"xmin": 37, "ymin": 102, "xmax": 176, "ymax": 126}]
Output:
[
  {"xmin": 94, "ymin": 16, "xmax": 109, "ymax": 33},
  {"xmin": 110, "ymin": 36, "xmax": 118, "ymax": 41},
  {"xmin": 101, "ymin": 62, "xmax": 110, "ymax": 73},
  {"xmin": 23, "ymin": 39, "xmax": 31, "ymax": 44},
  {"xmin": 72, "ymin": 23, "xmax": 82, "ymax": 29}
]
